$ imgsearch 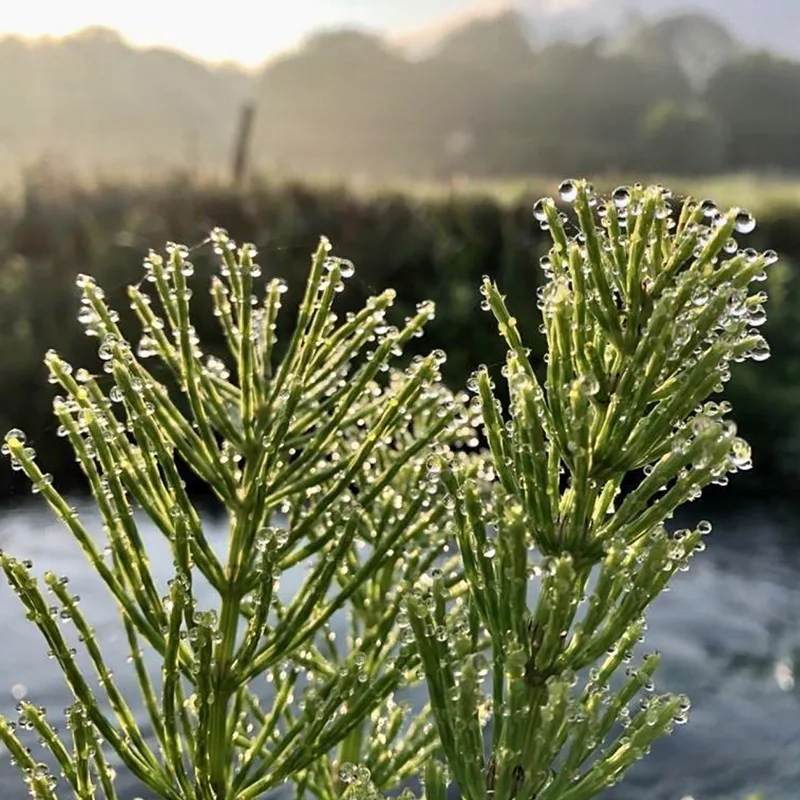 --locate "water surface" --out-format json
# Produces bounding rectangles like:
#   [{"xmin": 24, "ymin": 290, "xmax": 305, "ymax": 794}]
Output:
[{"xmin": 0, "ymin": 502, "xmax": 798, "ymax": 800}]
